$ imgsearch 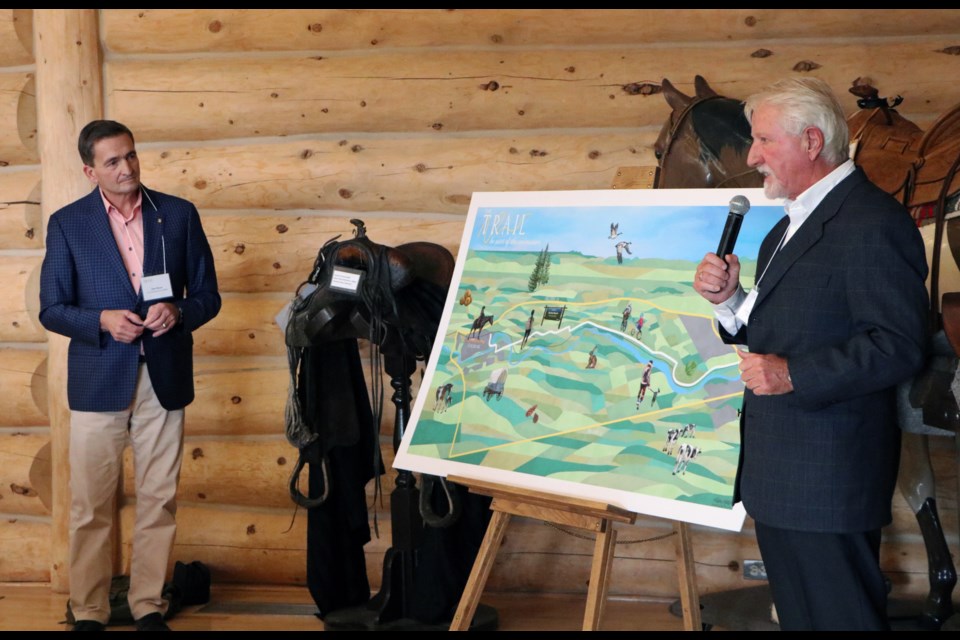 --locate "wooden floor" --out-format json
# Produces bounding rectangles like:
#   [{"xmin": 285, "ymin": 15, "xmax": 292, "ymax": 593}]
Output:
[{"xmin": 0, "ymin": 583, "xmax": 688, "ymax": 632}]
